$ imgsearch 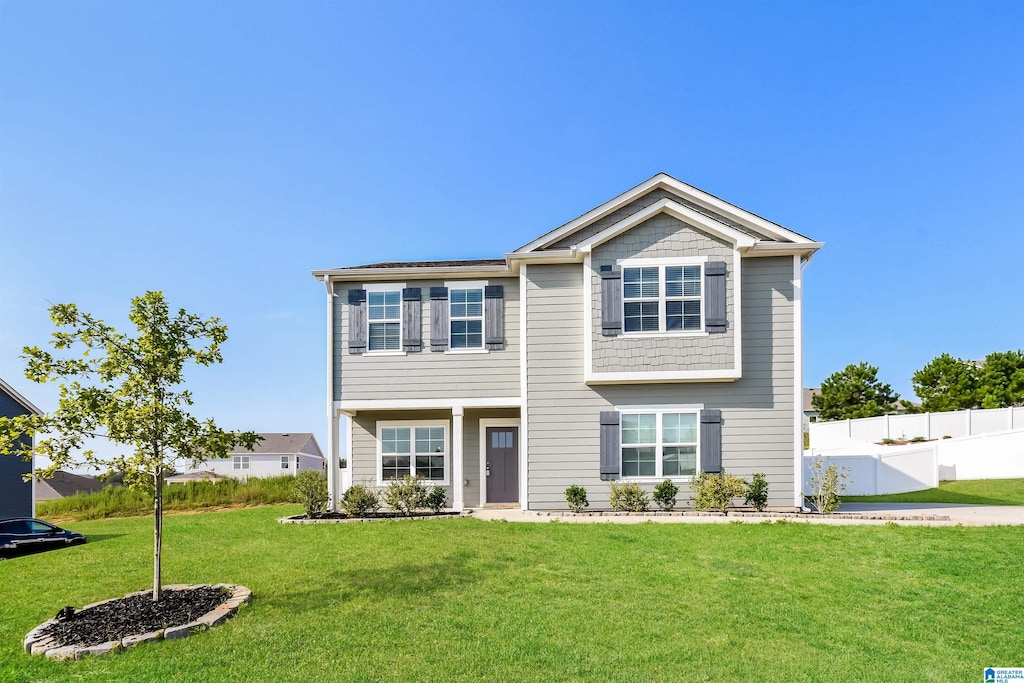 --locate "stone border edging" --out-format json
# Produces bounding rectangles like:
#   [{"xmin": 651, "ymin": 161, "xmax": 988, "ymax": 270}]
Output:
[
  {"xmin": 24, "ymin": 583, "xmax": 251, "ymax": 660},
  {"xmin": 533, "ymin": 510, "xmax": 952, "ymax": 521},
  {"xmin": 278, "ymin": 511, "xmax": 473, "ymax": 524}
]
